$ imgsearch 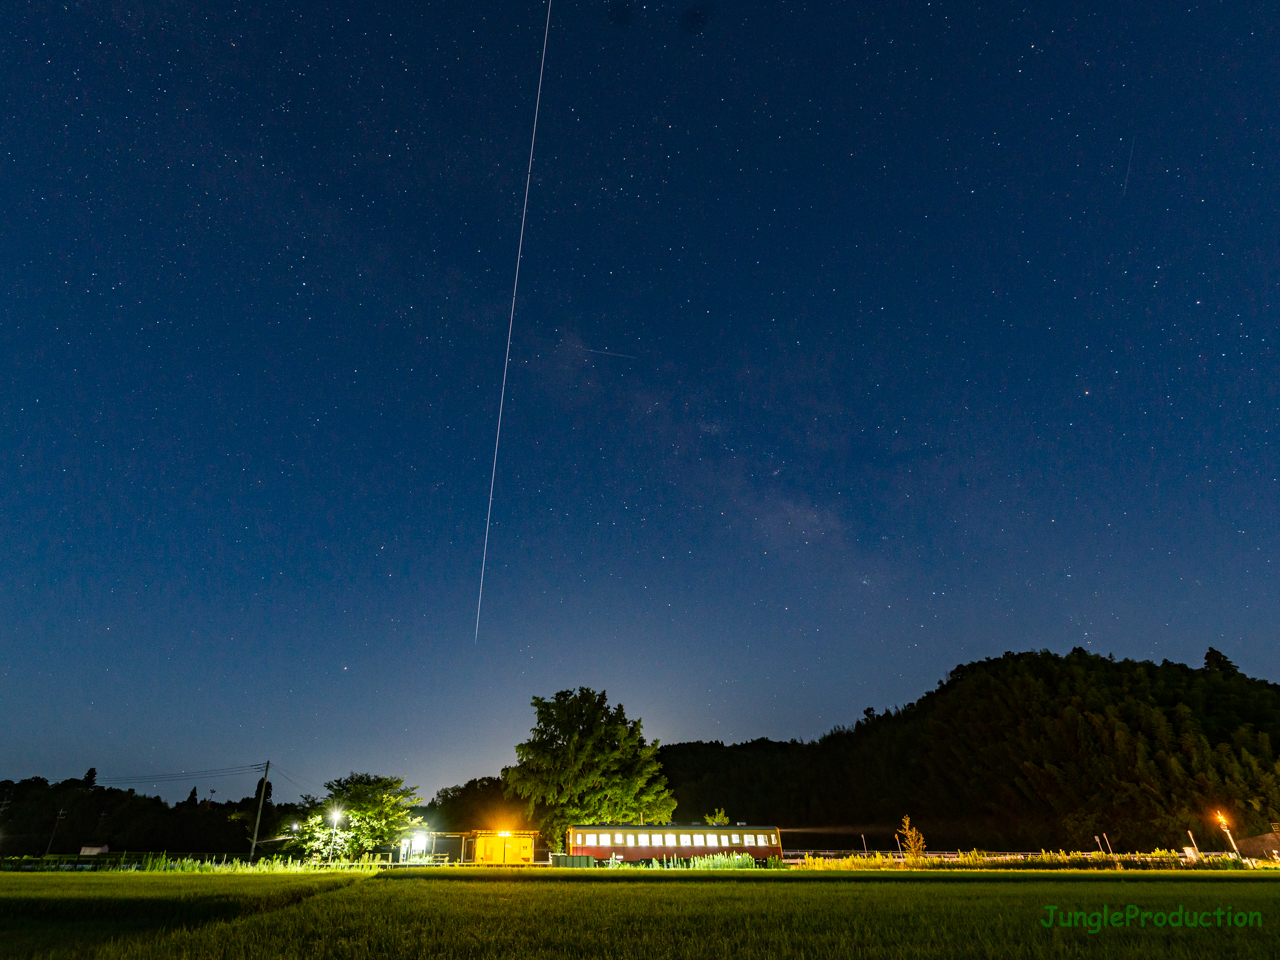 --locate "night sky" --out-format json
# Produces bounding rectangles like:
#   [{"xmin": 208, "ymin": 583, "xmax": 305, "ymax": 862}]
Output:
[{"xmin": 4, "ymin": 1, "xmax": 1278, "ymax": 803}]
